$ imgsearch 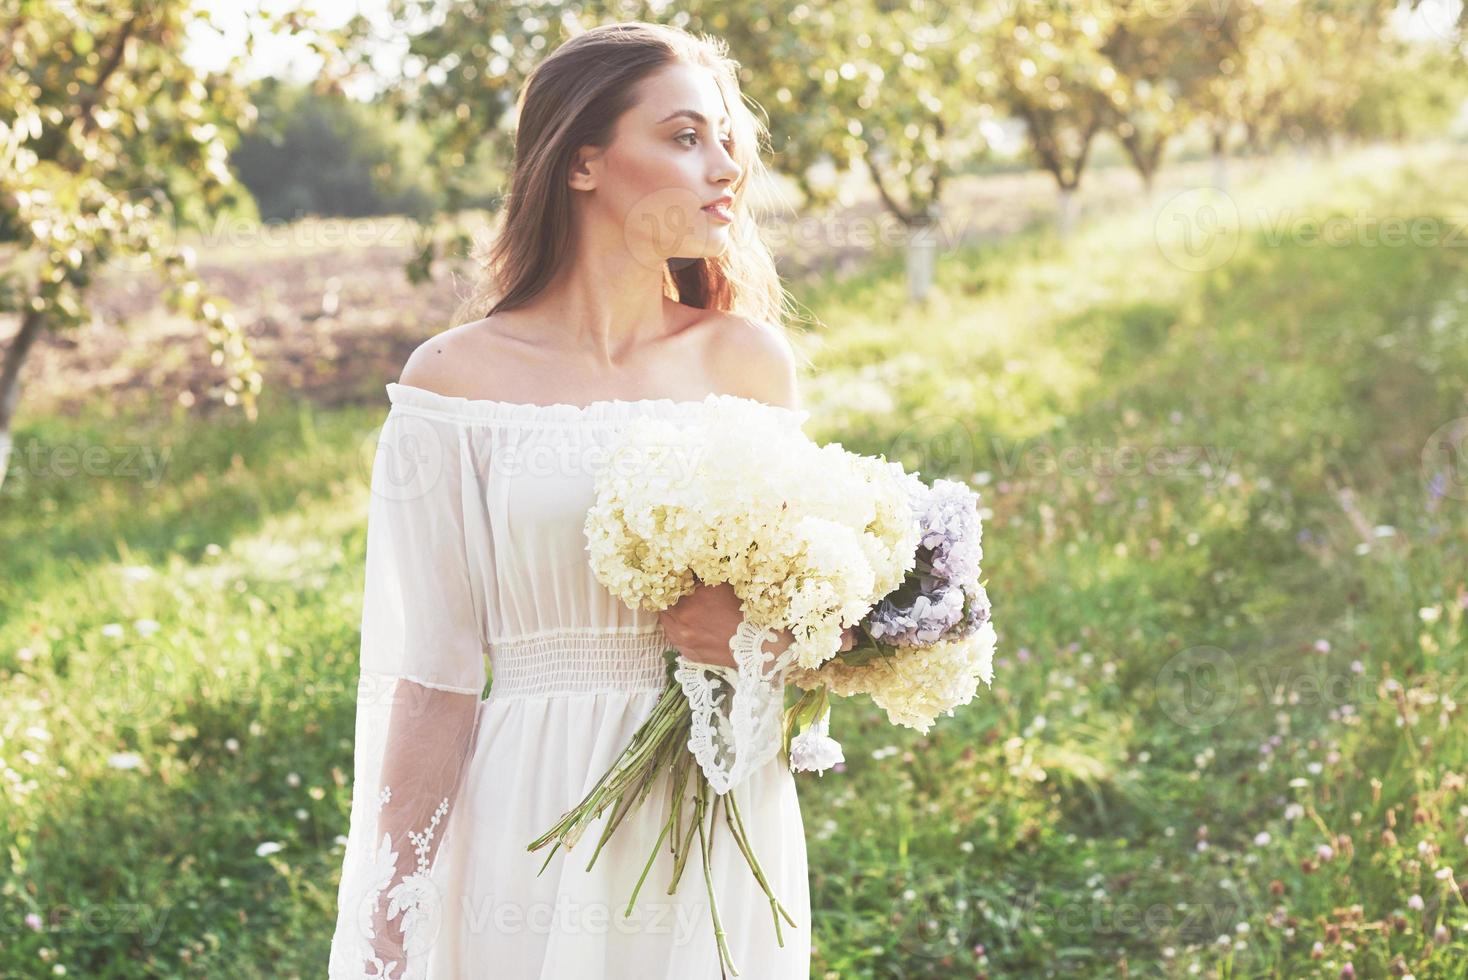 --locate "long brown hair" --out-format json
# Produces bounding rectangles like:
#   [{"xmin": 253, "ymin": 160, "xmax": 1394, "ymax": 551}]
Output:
[{"xmin": 451, "ymin": 21, "xmax": 803, "ymax": 344}]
